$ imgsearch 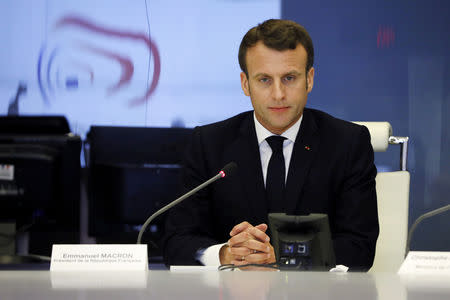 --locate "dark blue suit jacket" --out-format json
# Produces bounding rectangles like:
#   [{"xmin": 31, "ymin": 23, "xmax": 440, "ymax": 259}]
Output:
[{"xmin": 163, "ymin": 108, "xmax": 379, "ymax": 270}]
